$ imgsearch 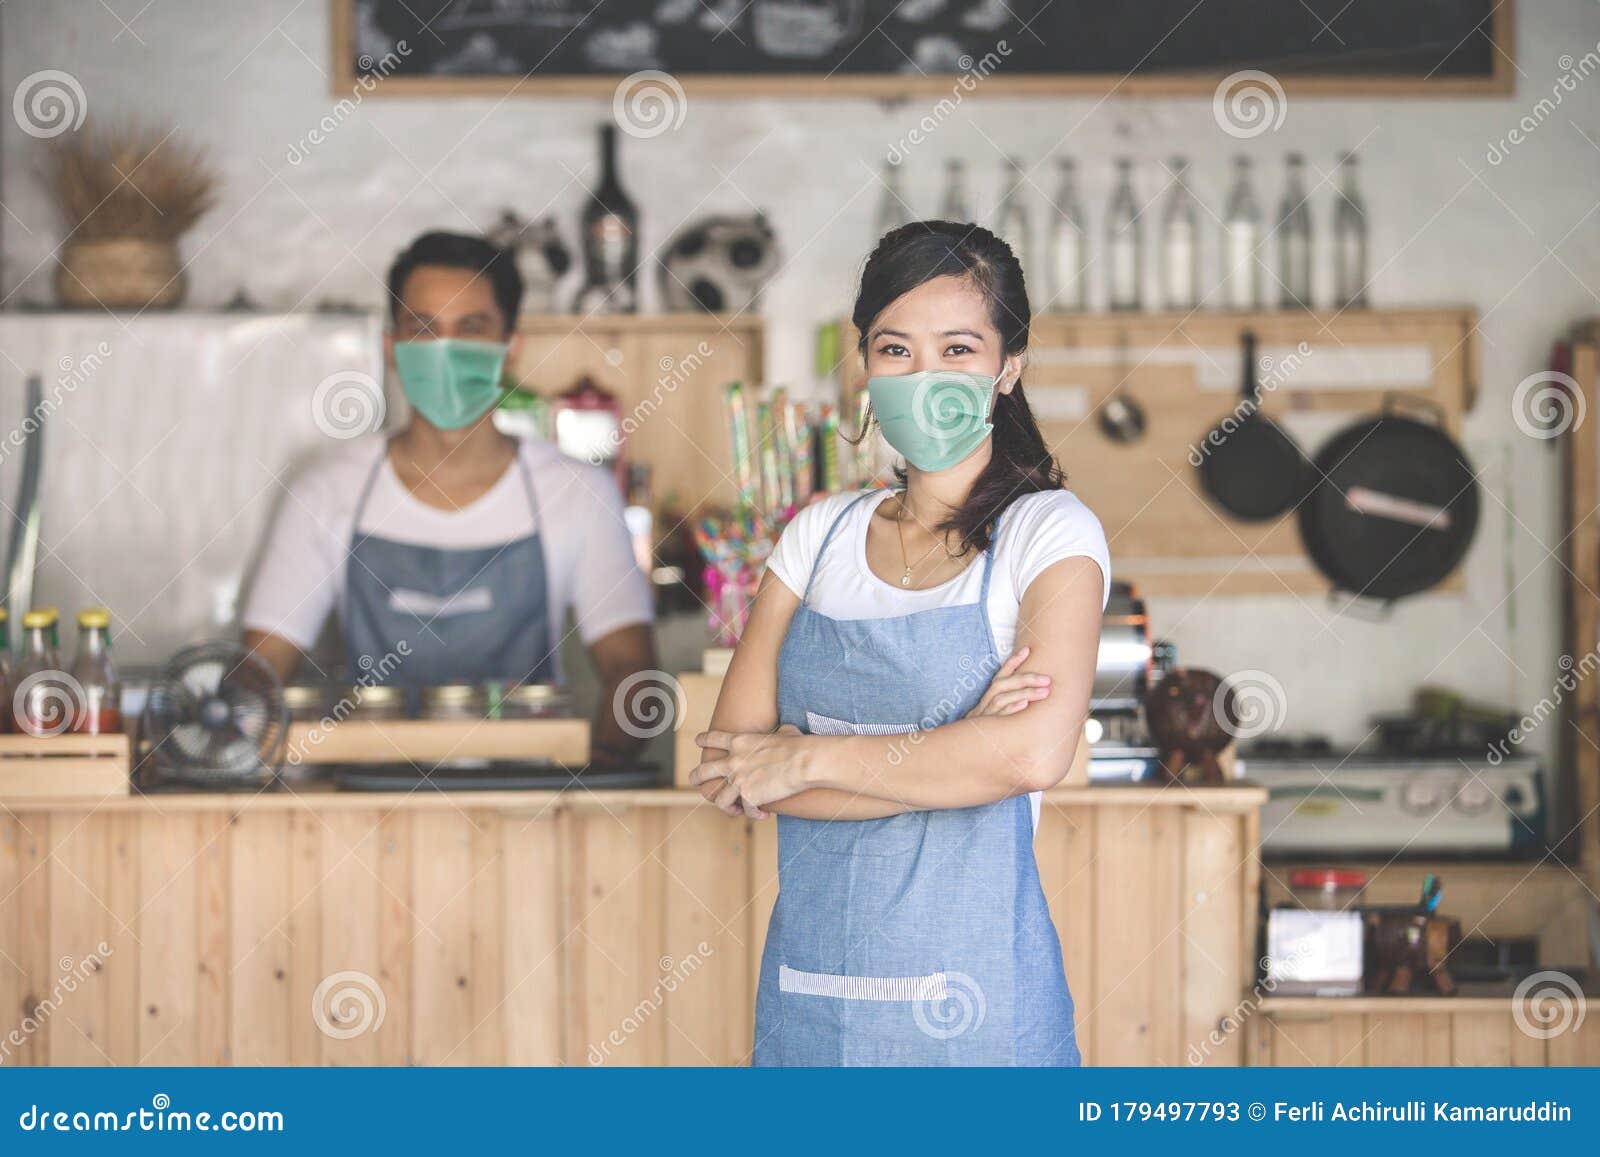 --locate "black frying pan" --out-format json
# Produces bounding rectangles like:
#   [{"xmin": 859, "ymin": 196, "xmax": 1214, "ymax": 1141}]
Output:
[
  {"xmin": 1197, "ymin": 332, "xmax": 1313, "ymax": 521},
  {"xmin": 1297, "ymin": 396, "xmax": 1479, "ymax": 603}
]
